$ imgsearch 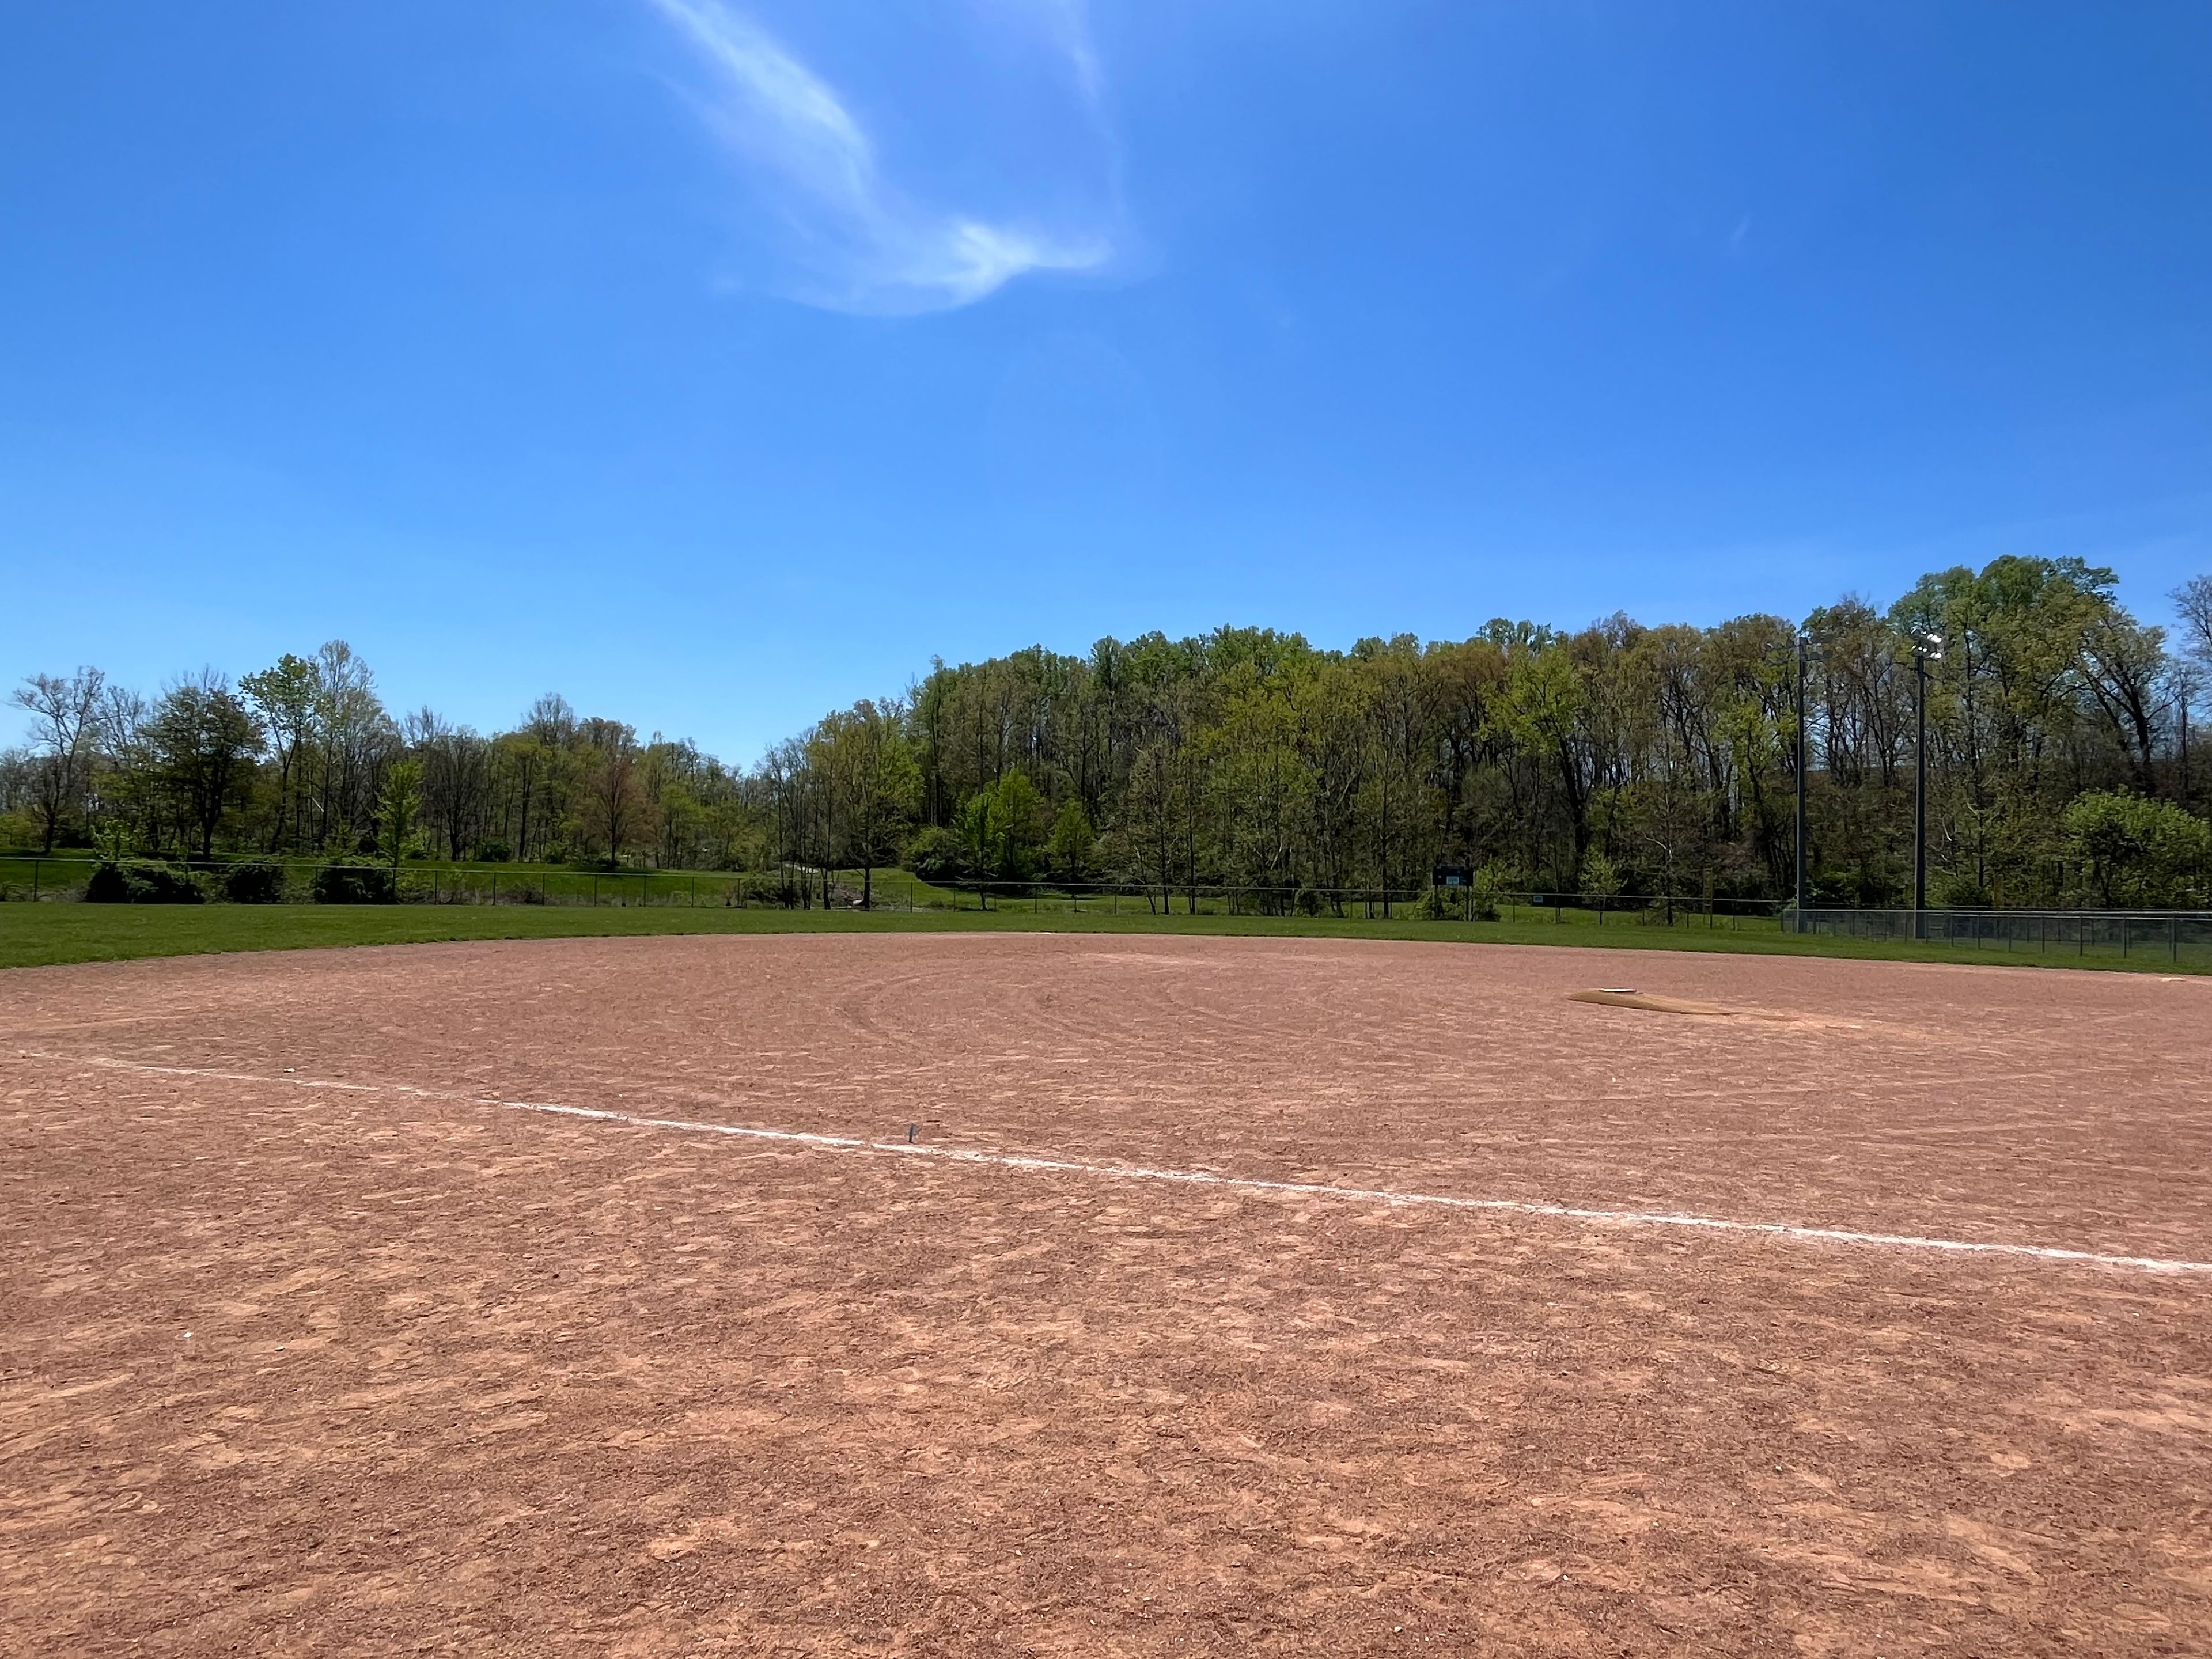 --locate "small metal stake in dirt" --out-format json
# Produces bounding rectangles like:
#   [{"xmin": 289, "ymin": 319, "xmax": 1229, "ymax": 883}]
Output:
[{"xmin": 907, "ymin": 1123, "xmax": 918, "ymax": 1143}]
